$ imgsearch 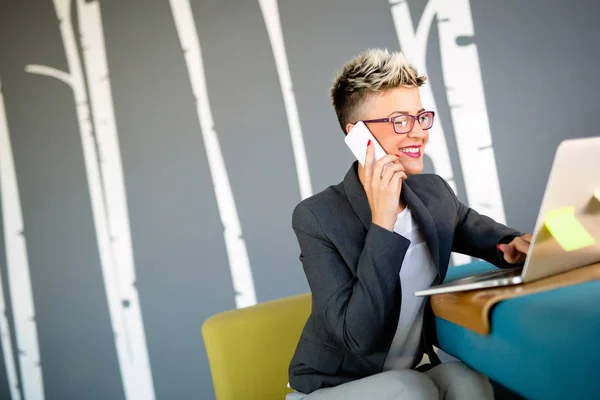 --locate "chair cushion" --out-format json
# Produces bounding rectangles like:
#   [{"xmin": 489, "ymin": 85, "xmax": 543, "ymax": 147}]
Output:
[{"xmin": 202, "ymin": 293, "xmax": 311, "ymax": 400}]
